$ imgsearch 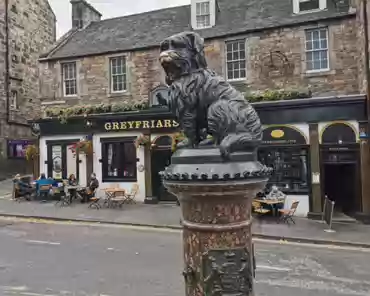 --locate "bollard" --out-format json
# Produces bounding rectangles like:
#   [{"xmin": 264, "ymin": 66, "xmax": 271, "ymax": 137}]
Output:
[{"xmin": 162, "ymin": 146, "xmax": 271, "ymax": 296}]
